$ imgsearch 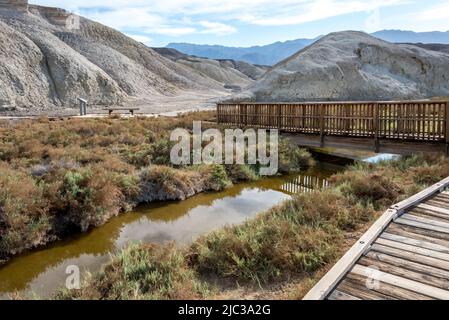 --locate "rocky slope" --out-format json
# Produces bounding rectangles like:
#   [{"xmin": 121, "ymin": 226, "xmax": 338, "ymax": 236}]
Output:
[
  {"xmin": 404, "ymin": 43, "xmax": 449, "ymax": 55},
  {"xmin": 154, "ymin": 47, "xmax": 267, "ymax": 82},
  {"xmin": 237, "ymin": 31, "xmax": 449, "ymax": 102},
  {"xmin": 0, "ymin": 3, "xmax": 252, "ymax": 113}
]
